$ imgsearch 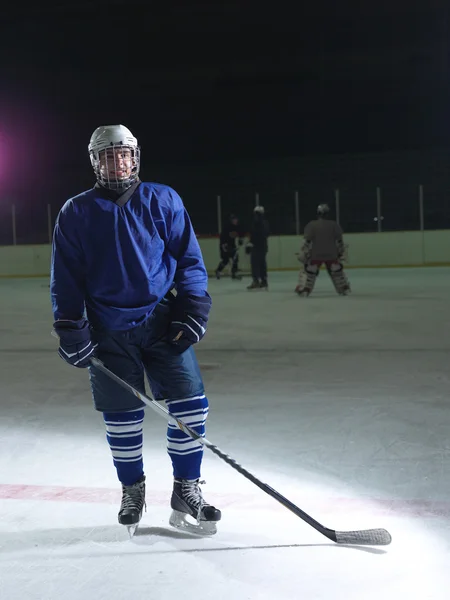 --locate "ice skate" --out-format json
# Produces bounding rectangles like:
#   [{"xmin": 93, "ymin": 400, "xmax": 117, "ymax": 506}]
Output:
[
  {"xmin": 247, "ymin": 280, "xmax": 260, "ymax": 290},
  {"xmin": 338, "ymin": 284, "xmax": 351, "ymax": 296},
  {"xmin": 259, "ymin": 280, "xmax": 268, "ymax": 291},
  {"xmin": 231, "ymin": 272, "xmax": 242, "ymax": 280},
  {"xmin": 295, "ymin": 285, "xmax": 310, "ymax": 296},
  {"xmin": 215, "ymin": 269, "xmax": 221, "ymax": 280},
  {"xmin": 118, "ymin": 475, "xmax": 146, "ymax": 537},
  {"xmin": 169, "ymin": 478, "xmax": 221, "ymax": 536}
]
